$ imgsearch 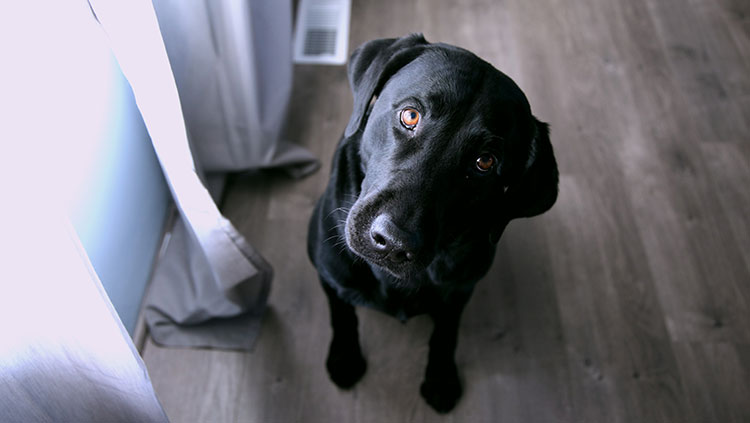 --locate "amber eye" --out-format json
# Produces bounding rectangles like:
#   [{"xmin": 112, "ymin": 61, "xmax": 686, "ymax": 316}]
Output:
[
  {"xmin": 400, "ymin": 108, "xmax": 420, "ymax": 129},
  {"xmin": 476, "ymin": 153, "xmax": 496, "ymax": 172}
]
